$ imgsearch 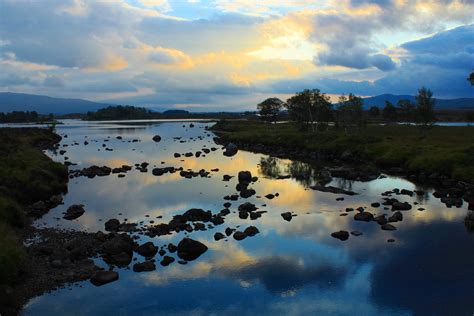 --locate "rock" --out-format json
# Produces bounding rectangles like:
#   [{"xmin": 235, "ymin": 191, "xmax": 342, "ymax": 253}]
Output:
[
  {"xmin": 214, "ymin": 232, "xmax": 226, "ymax": 241},
  {"xmin": 105, "ymin": 219, "xmax": 120, "ymax": 232},
  {"xmin": 375, "ymin": 215, "xmax": 388, "ymax": 225},
  {"xmin": 400, "ymin": 189, "xmax": 414, "ymax": 196},
  {"xmin": 265, "ymin": 194, "xmax": 275, "ymax": 199},
  {"xmin": 177, "ymin": 238, "xmax": 208, "ymax": 261},
  {"xmin": 392, "ymin": 202, "xmax": 412, "ymax": 211},
  {"xmin": 101, "ymin": 234, "xmax": 134, "ymax": 257},
  {"xmin": 310, "ymin": 185, "xmax": 357, "ymax": 196},
  {"xmin": 63, "ymin": 204, "xmax": 85, "ymax": 220},
  {"xmin": 225, "ymin": 227, "xmax": 235, "ymax": 236},
  {"xmin": 351, "ymin": 231, "xmax": 363, "ymax": 236},
  {"xmin": 110, "ymin": 252, "xmax": 132, "ymax": 267},
  {"xmin": 281, "ymin": 212, "xmax": 293, "ymax": 222},
  {"xmin": 381, "ymin": 223, "xmax": 397, "ymax": 231},
  {"xmin": 354, "ymin": 212, "xmax": 374, "ymax": 222},
  {"xmin": 133, "ymin": 261, "xmax": 156, "ymax": 272},
  {"xmin": 224, "ymin": 143, "xmax": 238, "ymax": 157},
  {"xmin": 160, "ymin": 256, "xmax": 175, "ymax": 266},
  {"xmin": 90, "ymin": 271, "xmax": 119, "ymax": 286},
  {"xmin": 152, "ymin": 135, "xmax": 162, "ymax": 142},
  {"xmin": 238, "ymin": 171, "xmax": 252, "ymax": 183},
  {"xmin": 174, "ymin": 153, "xmax": 181, "ymax": 158},
  {"xmin": 223, "ymin": 175, "xmax": 233, "ymax": 181},
  {"xmin": 244, "ymin": 226, "xmax": 259, "ymax": 237},
  {"xmin": 233, "ymin": 231, "xmax": 246, "ymax": 241},
  {"xmin": 240, "ymin": 188, "xmax": 256, "ymax": 198},
  {"xmin": 371, "ymin": 202, "xmax": 381, "ymax": 208},
  {"xmin": 388, "ymin": 211, "xmax": 403, "ymax": 222},
  {"xmin": 136, "ymin": 242, "xmax": 158, "ymax": 258},
  {"xmin": 95, "ymin": 231, "xmax": 107, "ymax": 242},
  {"xmin": 331, "ymin": 230, "xmax": 349, "ymax": 241},
  {"xmin": 168, "ymin": 243, "xmax": 177, "ymax": 253}
]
